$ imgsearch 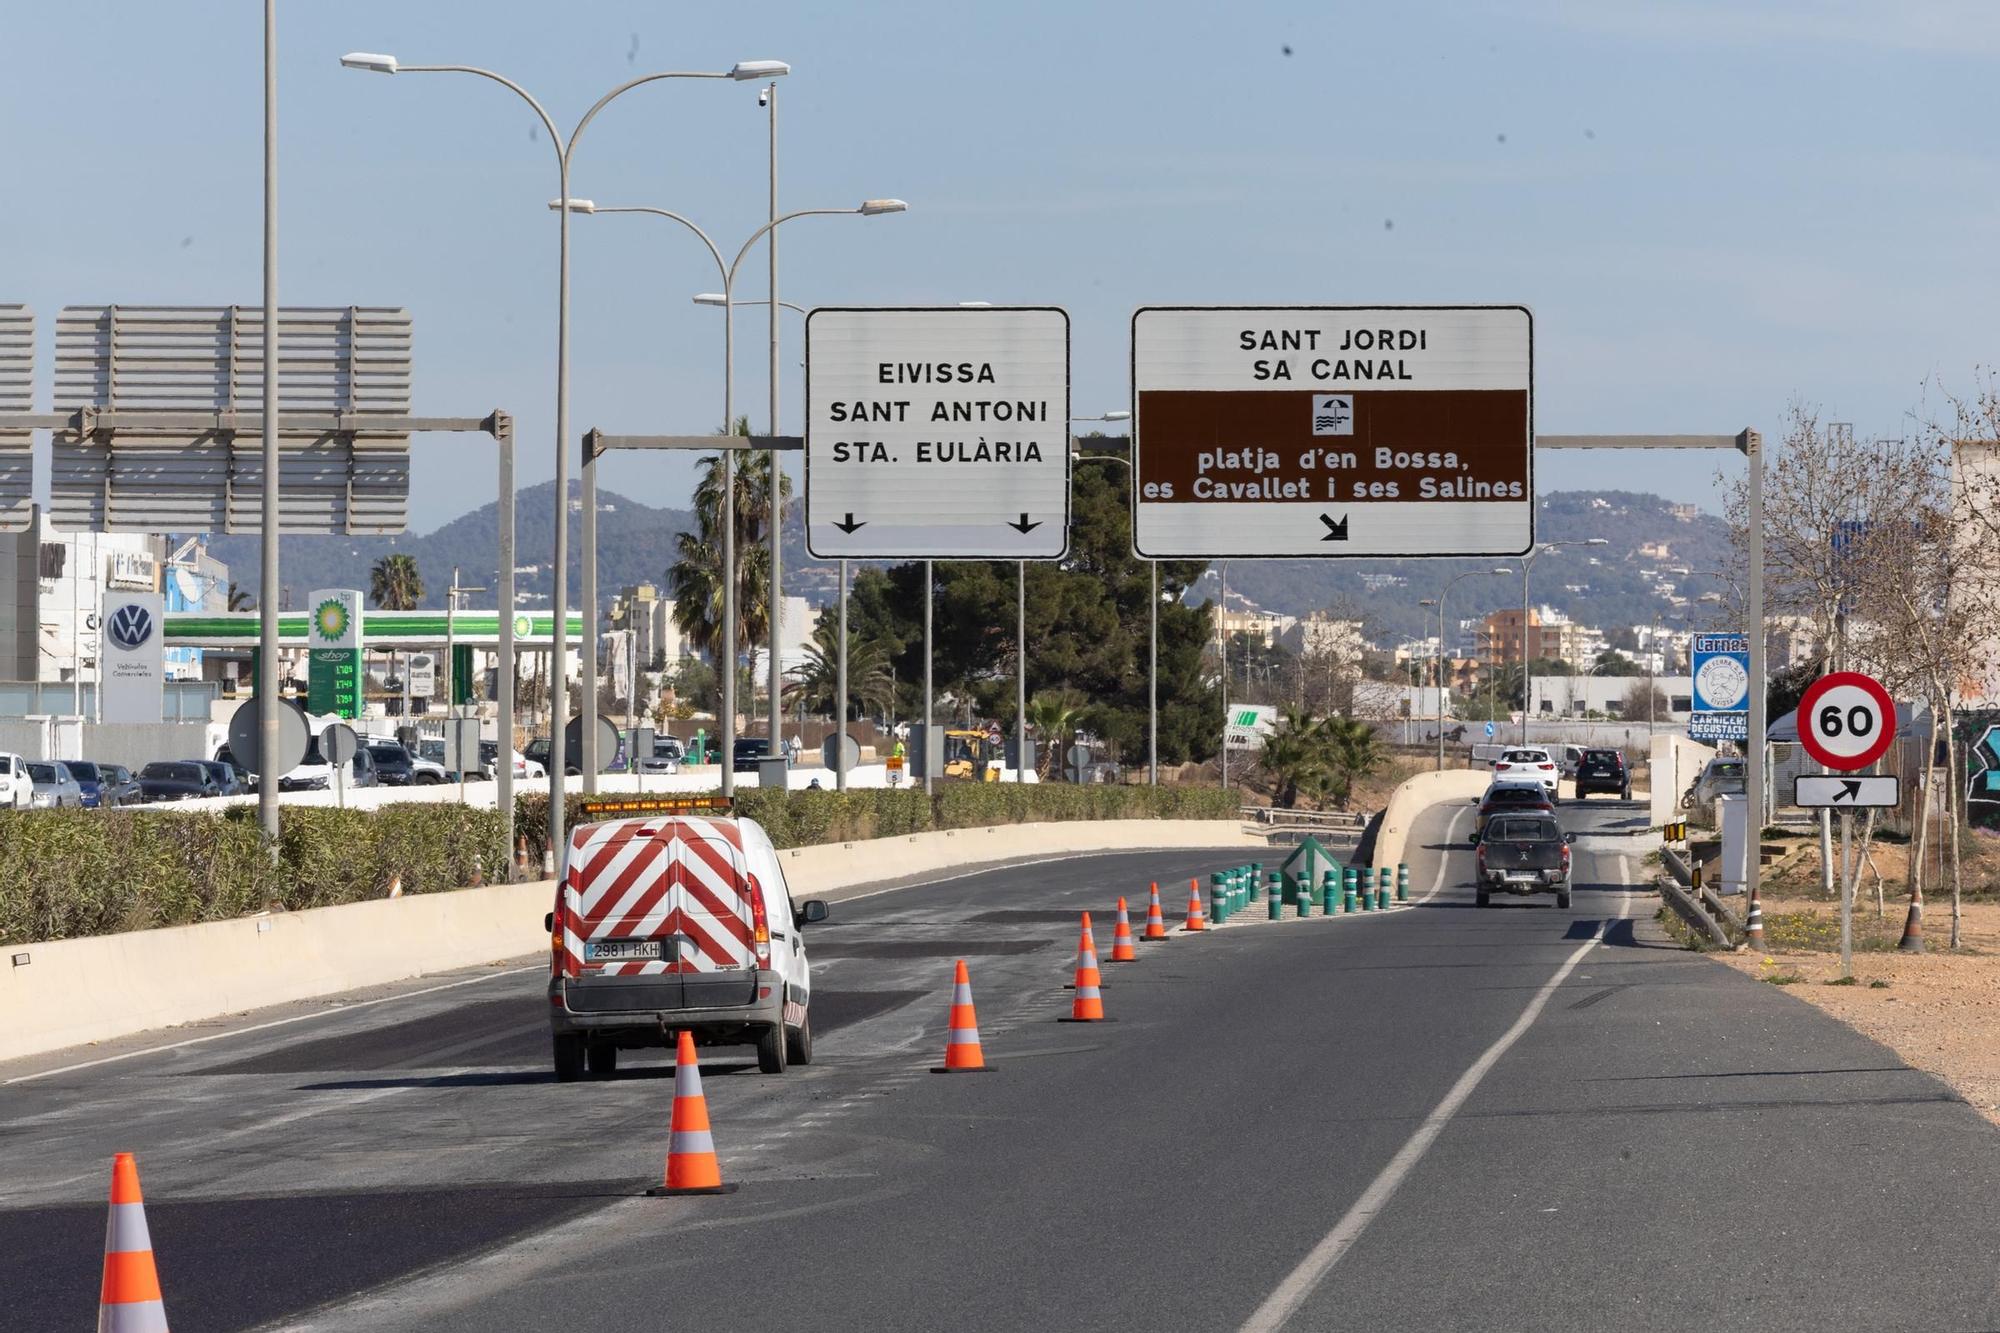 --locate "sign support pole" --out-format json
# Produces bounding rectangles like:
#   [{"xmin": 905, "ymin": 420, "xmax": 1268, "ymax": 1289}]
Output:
[
  {"xmin": 1017, "ymin": 561, "xmax": 1027, "ymax": 783},
  {"xmin": 836, "ymin": 558, "xmax": 848, "ymax": 792},
  {"xmin": 923, "ymin": 559, "xmax": 933, "ymax": 796},
  {"xmin": 1744, "ymin": 428, "xmax": 1765, "ymax": 915},
  {"xmin": 1149, "ymin": 560, "xmax": 1158, "ymax": 786}
]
